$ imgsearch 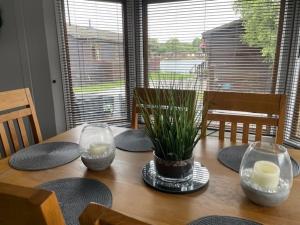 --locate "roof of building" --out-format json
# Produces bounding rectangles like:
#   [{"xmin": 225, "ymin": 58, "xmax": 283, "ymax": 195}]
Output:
[
  {"xmin": 67, "ymin": 25, "xmax": 123, "ymax": 43},
  {"xmin": 202, "ymin": 19, "xmax": 242, "ymax": 38}
]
